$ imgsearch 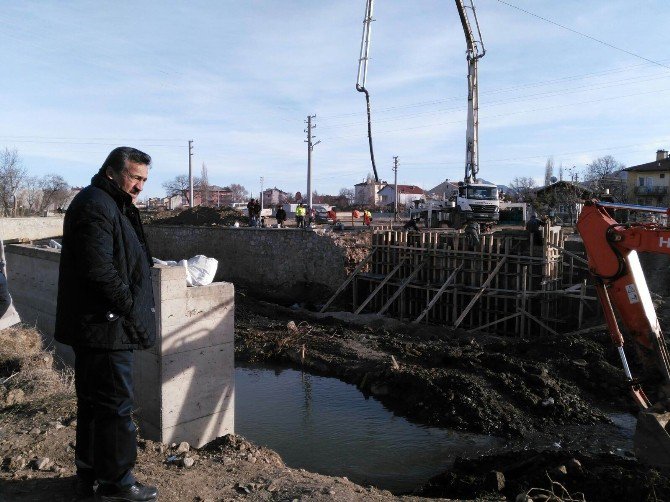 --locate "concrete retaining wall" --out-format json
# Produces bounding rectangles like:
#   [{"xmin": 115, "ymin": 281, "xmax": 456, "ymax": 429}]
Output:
[
  {"xmin": 145, "ymin": 226, "xmax": 360, "ymax": 301},
  {"xmin": 5, "ymin": 244, "xmax": 234, "ymax": 448},
  {"xmin": 7, "ymin": 245, "xmax": 61, "ymax": 352},
  {"xmin": 0, "ymin": 216, "xmax": 64, "ymax": 241}
]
